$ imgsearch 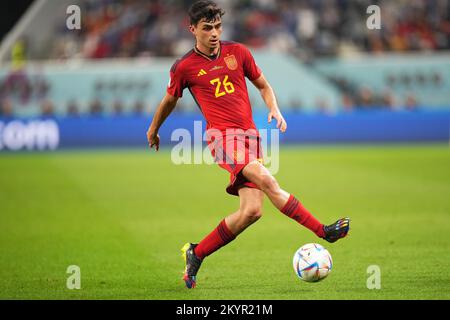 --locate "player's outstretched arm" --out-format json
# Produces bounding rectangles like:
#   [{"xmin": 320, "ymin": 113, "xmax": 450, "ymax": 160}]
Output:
[
  {"xmin": 251, "ymin": 74, "xmax": 287, "ymax": 133},
  {"xmin": 146, "ymin": 93, "xmax": 179, "ymax": 151}
]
